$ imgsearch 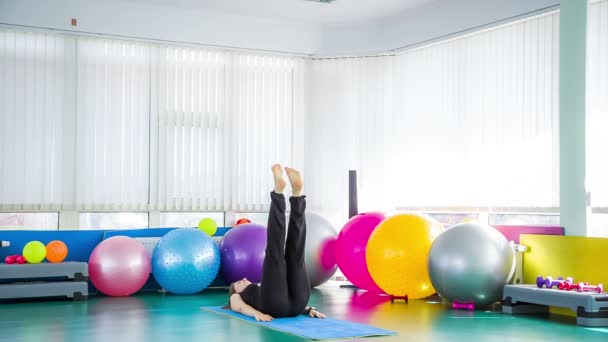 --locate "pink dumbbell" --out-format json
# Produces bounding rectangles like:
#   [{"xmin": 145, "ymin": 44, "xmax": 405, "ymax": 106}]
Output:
[
  {"xmin": 577, "ymin": 283, "xmax": 603, "ymax": 294},
  {"xmin": 452, "ymin": 301, "xmax": 475, "ymax": 310},
  {"xmin": 5, "ymin": 255, "xmax": 16, "ymax": 264},
  {"xmin": 562, "ymin": 282, "xmax": 588, "ymax": 291}
]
